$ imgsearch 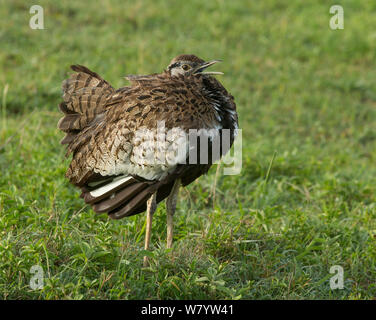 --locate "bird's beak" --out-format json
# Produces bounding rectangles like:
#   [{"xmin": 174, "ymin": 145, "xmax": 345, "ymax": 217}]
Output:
[{"xmin": 193, "ymin": 60, "xmax": 224, "ymax": 75}]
